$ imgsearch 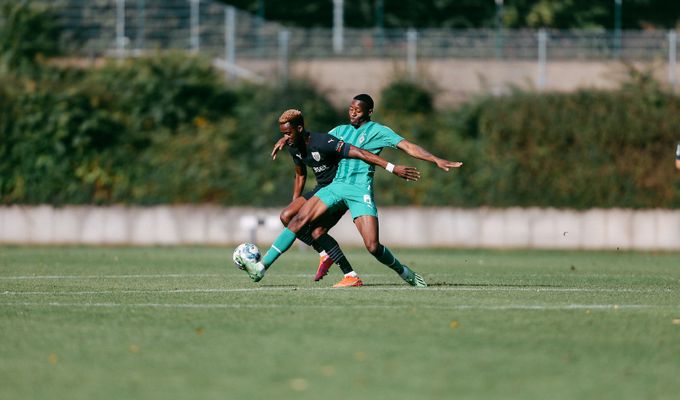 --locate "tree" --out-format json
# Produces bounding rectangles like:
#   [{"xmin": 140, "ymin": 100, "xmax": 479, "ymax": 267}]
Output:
[{"xmin": 215, "ymin": 0, "xmax": 680, "ymax": 30}]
